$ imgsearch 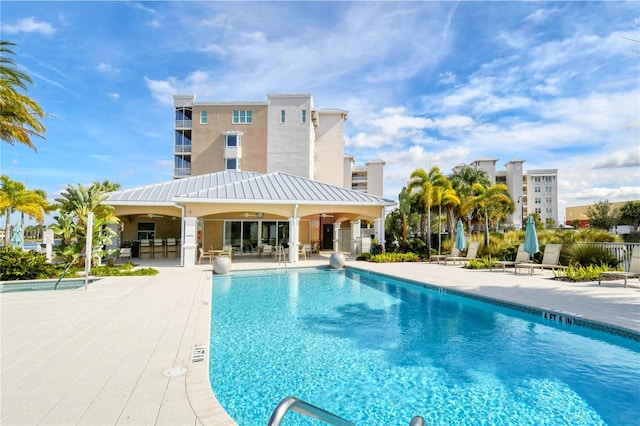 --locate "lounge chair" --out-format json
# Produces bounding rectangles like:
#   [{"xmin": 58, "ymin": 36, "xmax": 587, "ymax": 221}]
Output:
[
  {"xmin": 598, "ymin": 246, "xmax": 640, "ymax": 288},
  {"xmin": 222, "ymin": 244, "xmax": 233, "ymax": 261},
  {"xmin": 260, "ymin": 244, "xmax": 273, "ymax": 257},
  {"xmin": 490, "ymin": 244, "xmax": 532, "ymax": 272},
  {"xmin": 445, "ymin": 241, "xmax": 480, "ymax": 266},
  {"xmin": 431, "ymin": 247, "xmax": 459, "ymax": 264},
  {"xmin": 515, "ymin": 243, "xmax": 567, "ymax": 275}
]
